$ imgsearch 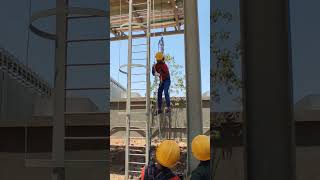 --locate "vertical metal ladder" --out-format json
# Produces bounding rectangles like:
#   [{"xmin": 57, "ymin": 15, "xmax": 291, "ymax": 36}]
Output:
[
  {"xmin": 63, "ymin": 2, "xmax": 110, "ymax": 165},
  {"xmin": 119, "ymin": 0, "xmax": 151, "ymax": 179},
  {"xmin": 24, "ymin": 2, "xmax": 109, "ymax": 178}
]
